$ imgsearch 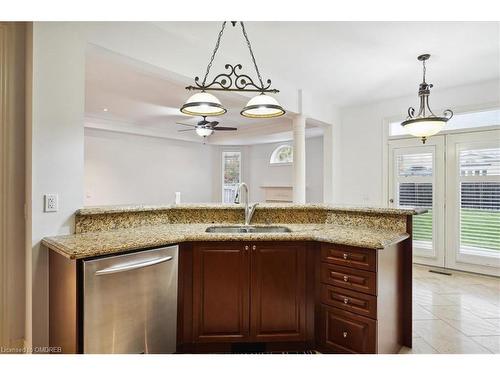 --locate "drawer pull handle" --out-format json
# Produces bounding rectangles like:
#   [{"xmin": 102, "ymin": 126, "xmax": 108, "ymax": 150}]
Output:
[
  {"xmin": 343, "ymin": 253, "xmax": 349, "ymax": 260},
  {"xmin": 343, "ymin": 297, "xmax": 349, "ymax": 304},
  {"xmin": 343, "ymin": 331, "xmax": 348, "ymax": 338},
  {"xmin": 343, "ymin": 275, "xmax": 349, "ymax": 282}
]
